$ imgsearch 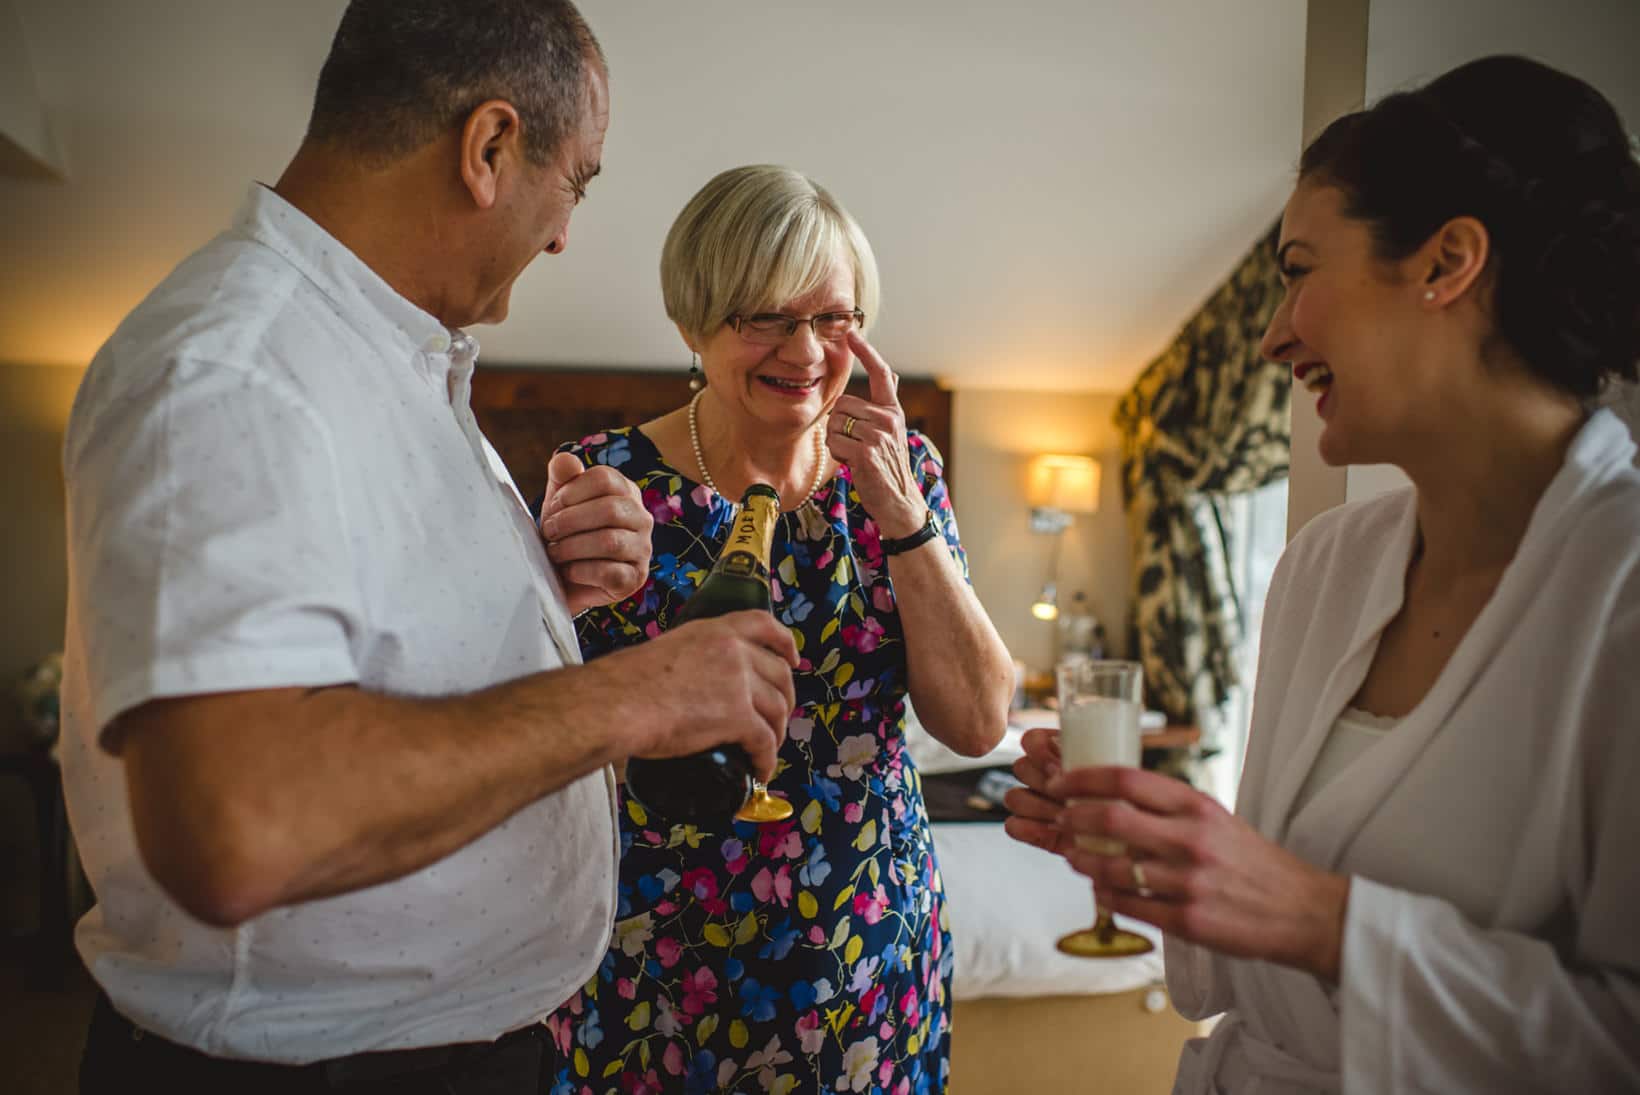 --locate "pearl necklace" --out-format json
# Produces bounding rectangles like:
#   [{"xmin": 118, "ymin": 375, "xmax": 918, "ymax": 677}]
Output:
[{"xmin": 688, "ymin": 388, "xmax": 828, "ymax": 510}]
